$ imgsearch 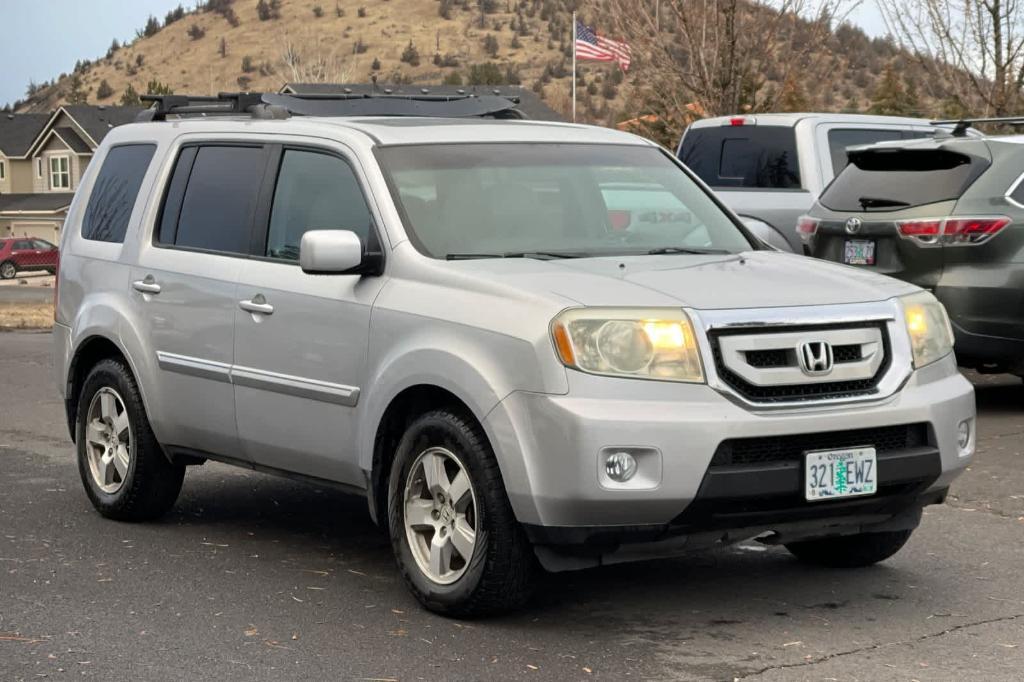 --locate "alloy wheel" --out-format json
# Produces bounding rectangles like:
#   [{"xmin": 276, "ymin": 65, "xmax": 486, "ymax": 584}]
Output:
[
  {"xmin": 84, "ymin": 387, "xmax": 132, "ymax": 494},
  {"xmin": 0, "ymin": 262, "xmax": 15, "ymax": 279},
  {"xmin": 403, "ymin": 446, "xmax": 478, "ymax": 585}
]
